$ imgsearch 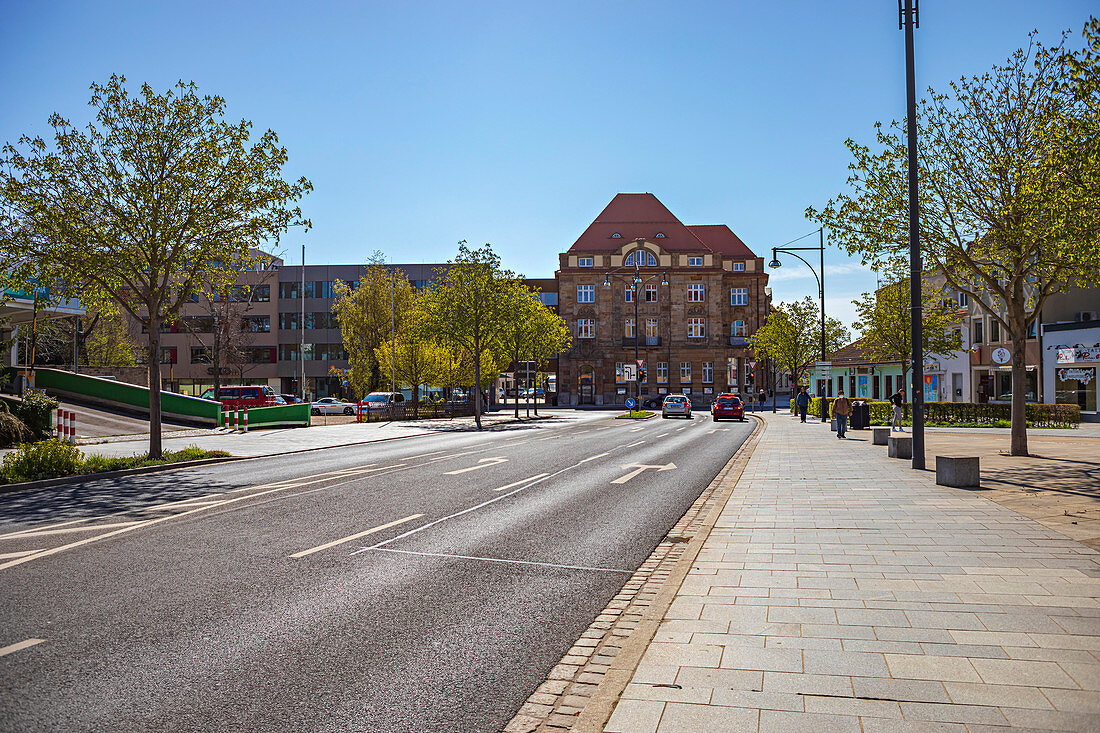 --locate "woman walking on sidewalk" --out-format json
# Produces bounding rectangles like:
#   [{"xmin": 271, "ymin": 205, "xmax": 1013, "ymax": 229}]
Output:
[
  {"xmin": 795, "ymin": 387, "xmax": 810, "ymax": 423},
  {"xmin": 890, "ymin": 388, "xmax": 905, "ymax": 432},
  {"xmin": 831, "ymin": 391, "xmax": 852, "ymax": 439}
]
